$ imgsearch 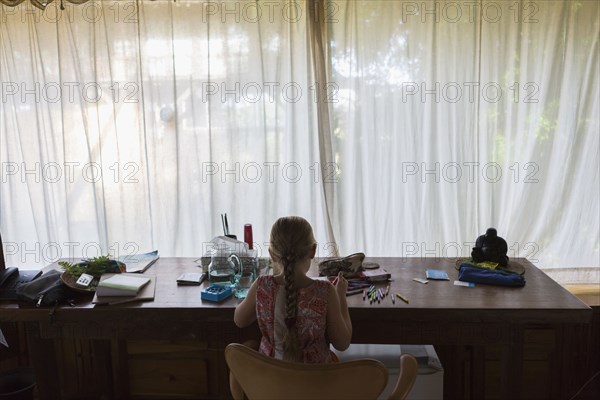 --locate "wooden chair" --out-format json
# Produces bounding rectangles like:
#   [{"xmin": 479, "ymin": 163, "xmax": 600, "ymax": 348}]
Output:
[{"xmin": 225, "ymin": 343, "xmax": 418, "ymax": 400}]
